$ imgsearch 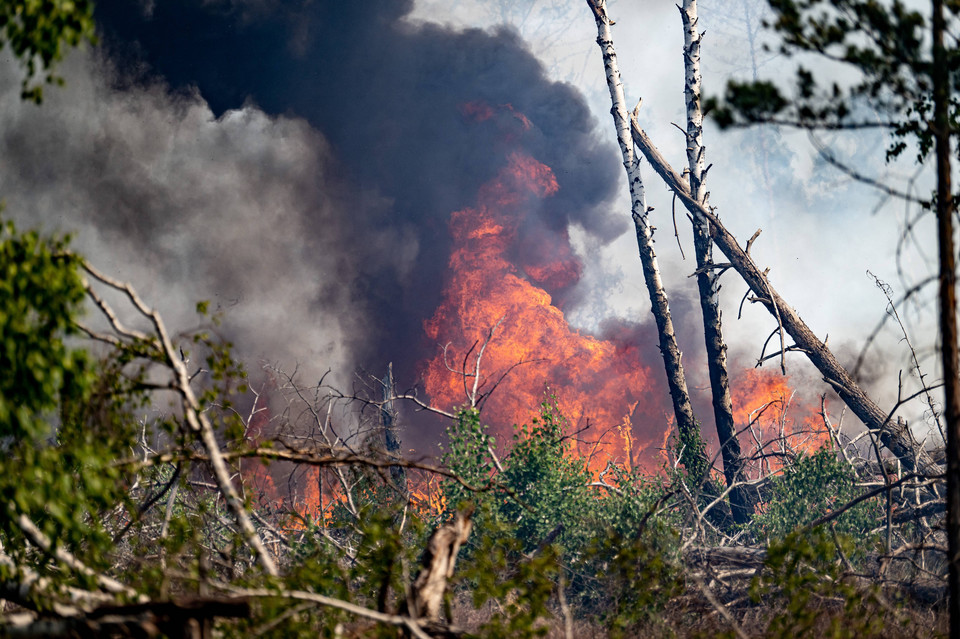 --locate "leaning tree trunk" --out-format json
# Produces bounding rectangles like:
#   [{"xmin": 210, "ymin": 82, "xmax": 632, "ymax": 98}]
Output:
[
  {"xmin": 628, "ymin": 120, "xmax": 939, "ymax": 478},
  {"xmin": 680, "ymin": 0, "xmax": 753, "ymax": 524},
  {"xmin": 931, "ymin": 0, "xmax": 960, "ymax": 635},
  {"xmin": 587, "ymin": 0, "xmax": 704, "ymax": 474}
]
